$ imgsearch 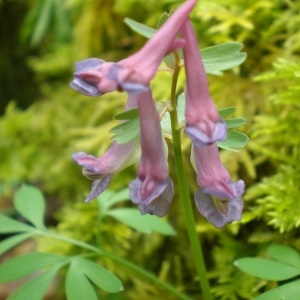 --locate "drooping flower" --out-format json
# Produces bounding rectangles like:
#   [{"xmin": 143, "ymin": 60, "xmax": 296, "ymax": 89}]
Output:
[
  {"xmin": 129, "ymin": 89, "xmax": 174, "ymax": 217},
  {"xmin": 72, "ymin": 94, "xmax": 140, "ymax": 202},
  {"xmin": 181, "ymin": 20, "xmax": 227, "ymax": 147},
  {"xmin": 192, "ymin": 143, "xmax": 244, "ymax": 228},
  {"xmin": 70, "ymin": 0, "xmax": 197, "ymax": 96}
]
